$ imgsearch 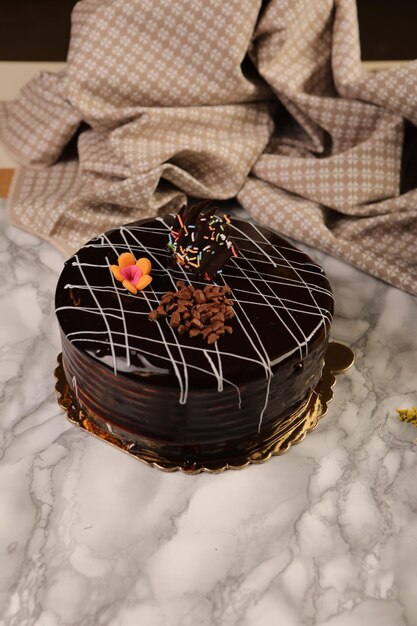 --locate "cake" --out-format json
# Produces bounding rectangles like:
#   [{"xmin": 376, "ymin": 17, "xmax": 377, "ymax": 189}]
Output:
[{"xmin": 55, "ymin": 210, "xmax": 334, "ymax": 470}]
